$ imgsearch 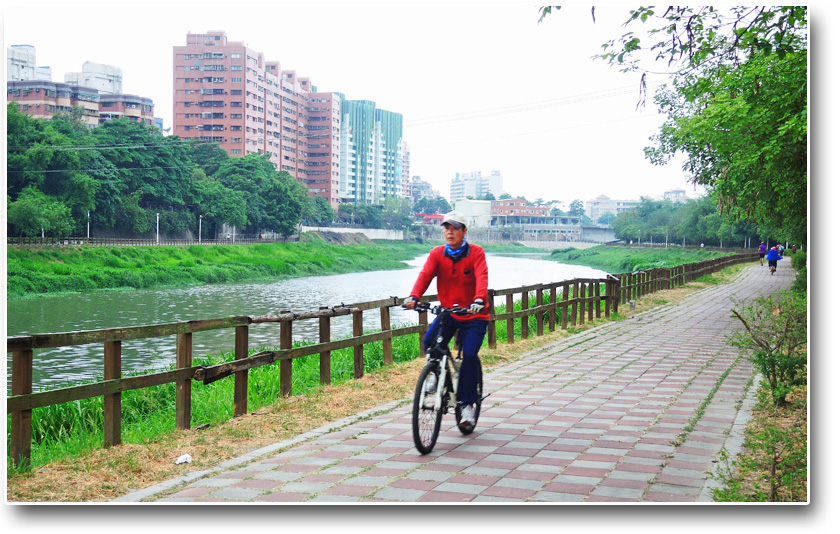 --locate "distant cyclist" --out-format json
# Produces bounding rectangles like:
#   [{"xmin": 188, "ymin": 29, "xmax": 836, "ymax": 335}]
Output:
[{"xmin": 404, "ymin": 211, "xmax": 489, "ymax": 430}]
